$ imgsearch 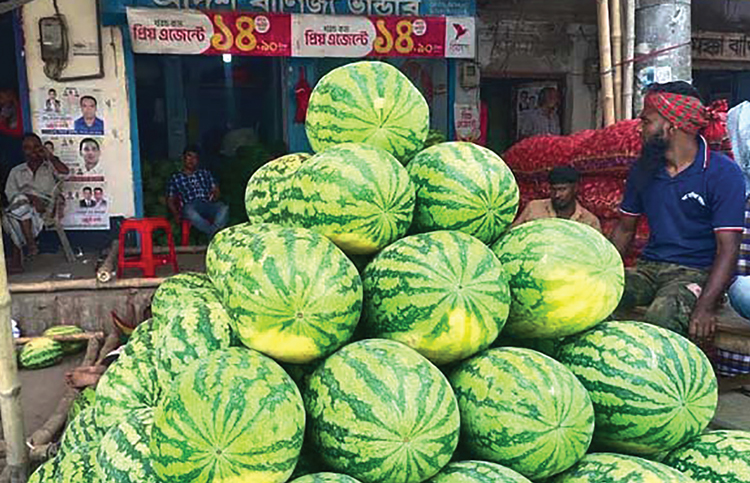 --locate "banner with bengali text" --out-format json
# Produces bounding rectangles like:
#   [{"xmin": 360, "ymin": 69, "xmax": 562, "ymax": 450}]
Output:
[{"xmin": 126, "ymin": 7, "xmax": 474, "ymax": 58}]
